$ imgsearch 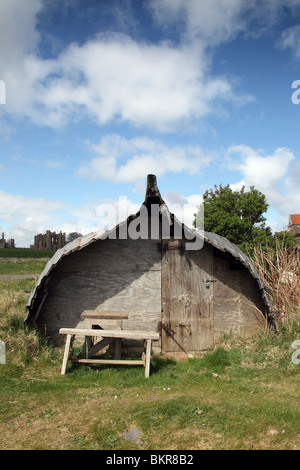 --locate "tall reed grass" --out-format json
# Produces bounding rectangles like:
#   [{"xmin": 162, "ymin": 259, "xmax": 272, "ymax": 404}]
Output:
[
  {"xmin": 0, "ymin": 279, "xmax": 57, "ymax": 367},
  {"xmin": 248, "ymin": 238, "xmax": 300, "ymax": 322}
]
